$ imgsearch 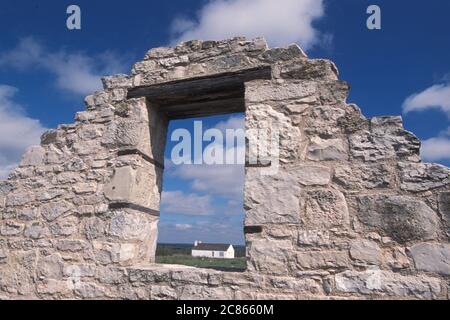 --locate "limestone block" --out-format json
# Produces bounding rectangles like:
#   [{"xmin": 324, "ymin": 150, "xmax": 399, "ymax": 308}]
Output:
[
  {"xmin": 247, "ymin": 239, "xmax": 292, "ymax": 276},
  {"xmin": 179, "ymin": 285, "xmax": 234, "ymax": 300},
  {"xmin": 399, "ymin": 162, "xmax": 450, "ymax": 192},
  {"xmin": 36, "ymin": 279, "xmax": 71, "ymax": 296},
  {"xmin": 294, "ymin": 165, "xmax": 331, "ymax": 186},
  {"xmin": 295, "ymin": 250, "xmax": 349, "ymax": 270},
  {"xmin": 438, "ymin": 192, "xmax": 450, "ymax": 231},
  {"xmin": 304, "ymin": 189, "xmax": 349, "ymax": 229},
  {"xmin": 370, "ymin": 116, "xmax": 403, "ymax": 128},
  {"xmin": 409, "ymin": 243, "xmax": 450, "ymax": 275},
  {"xmin": 107, "ymin": 209, "xmax": 155, "ymax": 241},
  {"xmin": 104, "ymin": 163, "xmax": 162, "ymax": 210},
  {"xmin": 259, "ymin": 44, "xmax": 307, "ymax": 62},
  {"xmin": 49, "ymin": 216, "xmax": 79, "ymax": 237},
  {"xmin": 349, "ymin": 239, "xmax": 382, "ymax": 265},
  {"xmin": 20, "ymin": 146, "xmax": 46, "ymax": 167},
  {"xmin": 357, "ymin": 195, "xmax": 439, "ymax": 243},
  {"xmin": 244, "ymin": 168, "xmax": 301, "ymax": 225},
  {"xmin": 297, "ymin": 230, "xmax": 331, "ymax": 247},
  {"xmin": 37, "ymin": 253, "xmax": 64, "ymax": 280},
  {"xmin": 0, "ymin": 221, "xmax": 24, "ymax": 236},
  {"xmin": 246, "ymin": 80, "xmax": 319, "ymax": 103},
  {"xmin": 335, "ymin": 269, "xmax": 441, "ymax": 299},
  {"xmin": 350, "ymin": 128, "xmax": 420, "ymax": 162},
  {"xmin": 41, "ymin": 201, "xmax": 74, "ymax": 222},
  {"xmin": 279, "ymin": 59, "xmax": 338, "ymax": 81},
  {"xmin": 5, "ymin": 190, "xmax": 35, "ymax": 207},
  {"xmin": 95, "ymin": 266, "xmax": 127, "ymax": 285},
  {"xmin": 150, "ymin": 285, "xmax": 178, "ymax": 300},
  {"xmin": 55, "ymin": 239, "xmax": 86, "ymax": 252},
  {"xmin": 307, "ymin": 136, "xmax": 348, "ymax": 161},
  {"xmin": 333, "ymin": 163, "xmax": 393, "ymax": 190},
  {"xmin": 92, "ymin": 241, "xmax": 138, "ymax": 266},
  {"xmin": 73, "ymin": 282, "xmax": 106, "ymax": 299},
  {"xmin": 101, "ymin": 74, "xmax": 132, "ymax": 89},
  {"xmin": 246, "ymin": 103, "xmax": 301, "ymax": 163},
  {"xmin": 385, "ymin": 247, "xmax": 410, "ymax": 270},
  {"xmin": 24, "ymin": 222, "xmax": 49, "ymax": 239},
  {"xmin": 303, "ymin": 105, "xmax": 364, "ymax": 137}
]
